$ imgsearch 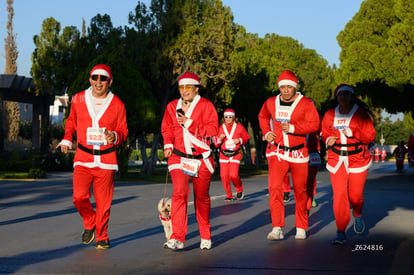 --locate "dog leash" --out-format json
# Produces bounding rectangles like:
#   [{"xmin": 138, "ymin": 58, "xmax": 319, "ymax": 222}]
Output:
[{"xmin": 162, "ymin": 167, "xmax": 169, "ymax": 205}]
